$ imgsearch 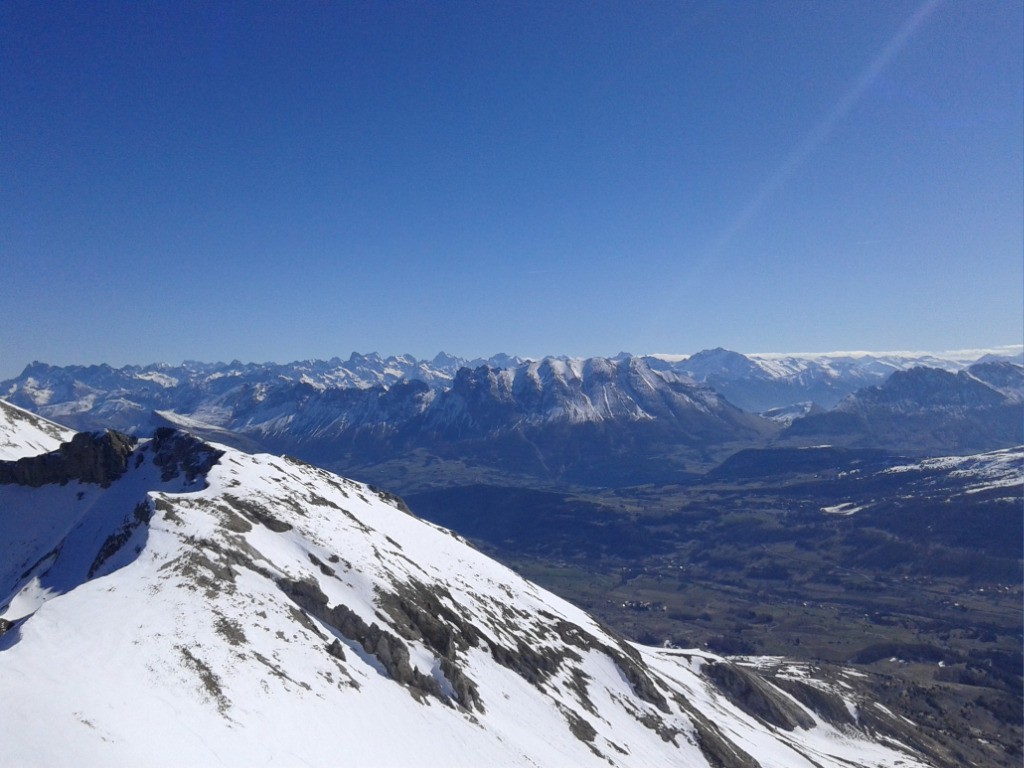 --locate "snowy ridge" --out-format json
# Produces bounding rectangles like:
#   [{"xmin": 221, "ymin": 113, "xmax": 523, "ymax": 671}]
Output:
[
  {"xmin": 0, "ymin": 422, "xmax": 935, "ymax": 766},
  {"xmin": 0, "ymin": 399, "xmax": 75, "ymax": 460}
]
